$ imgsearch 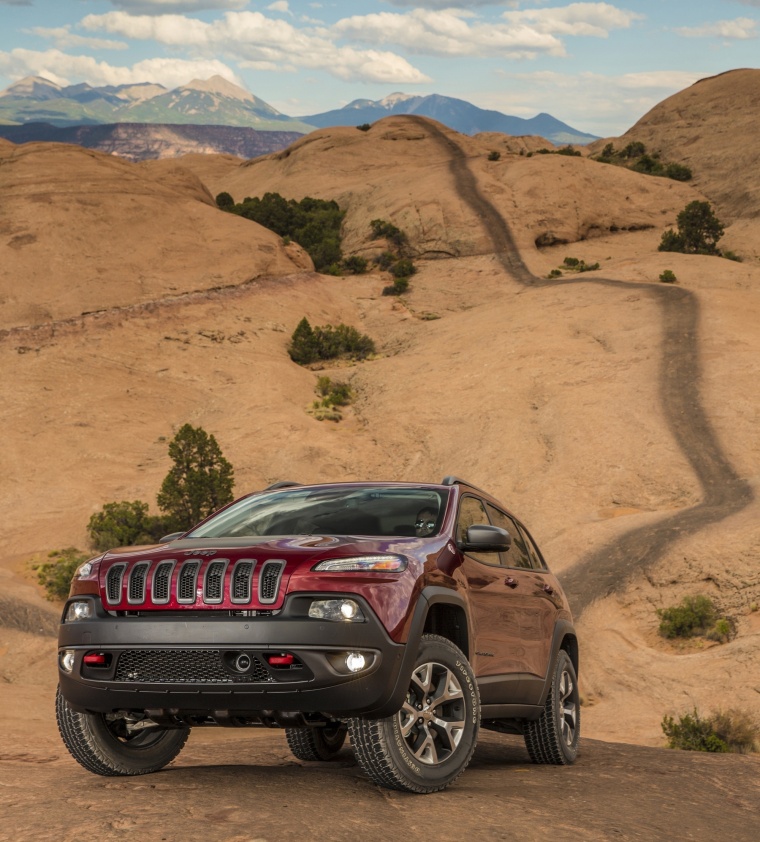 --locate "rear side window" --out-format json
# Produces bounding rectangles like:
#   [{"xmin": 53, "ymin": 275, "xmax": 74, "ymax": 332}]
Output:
[
  {"xmin": 485, "ymin": 505, "xmax": 532, "ymax": 569},
  {"xmin": 517, "ymin": 524, "xmax": 548, "ymax": 571}
]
